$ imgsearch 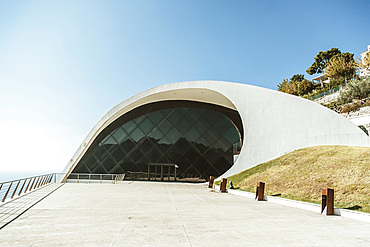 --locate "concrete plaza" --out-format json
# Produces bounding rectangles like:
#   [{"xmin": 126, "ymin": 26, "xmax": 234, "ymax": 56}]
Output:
[{"xmin": 0, "ymin": 181, "xmax": 369, "ymax": 246}]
